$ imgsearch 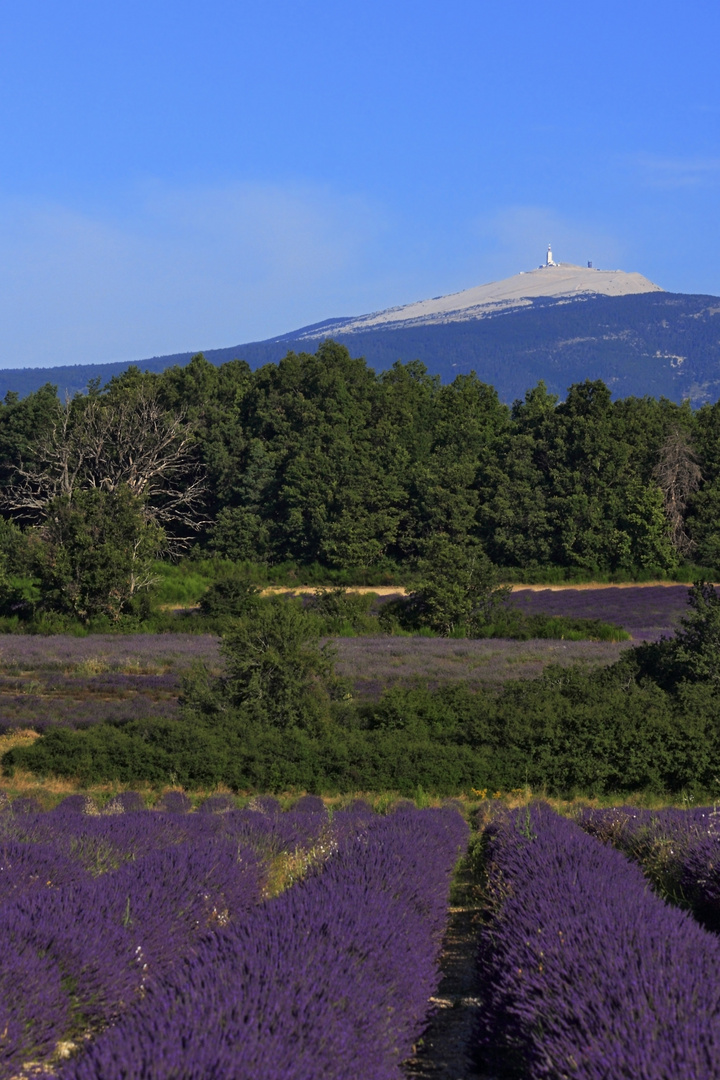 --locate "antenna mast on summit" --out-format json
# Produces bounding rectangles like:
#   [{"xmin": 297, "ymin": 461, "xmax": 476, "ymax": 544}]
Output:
[{"xmin": 546, "ymin": 244, "xmax": 555, "ymax": 267}]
